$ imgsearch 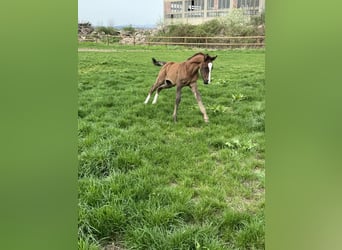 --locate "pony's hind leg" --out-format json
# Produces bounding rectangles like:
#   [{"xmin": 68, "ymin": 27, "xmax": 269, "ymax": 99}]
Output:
[
  {"xmin": 144, "ymin": 81, "xmax": 162, "ymax": 104},
  {"xmin": 152, "ymin": 80, "xmax": 173, "ymax": 104},
  {"xmin": 152, "ymin": 93, "xmax": 159, "ymax": 104},
  {"xmin": 144, "ymin": 93, "xmax": 152, "ymax": 104},
  {"xmin": 146, "ymin": 67, "xmax": 167, "ymax": 104}
]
